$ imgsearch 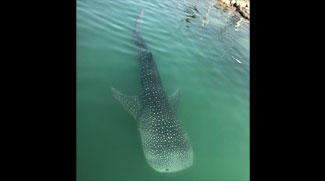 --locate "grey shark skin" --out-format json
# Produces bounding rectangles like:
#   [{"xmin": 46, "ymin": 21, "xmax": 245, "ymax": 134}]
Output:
[{"xmin": 111, "ymin": 10, "xmax": 193, "ymax": 173}]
